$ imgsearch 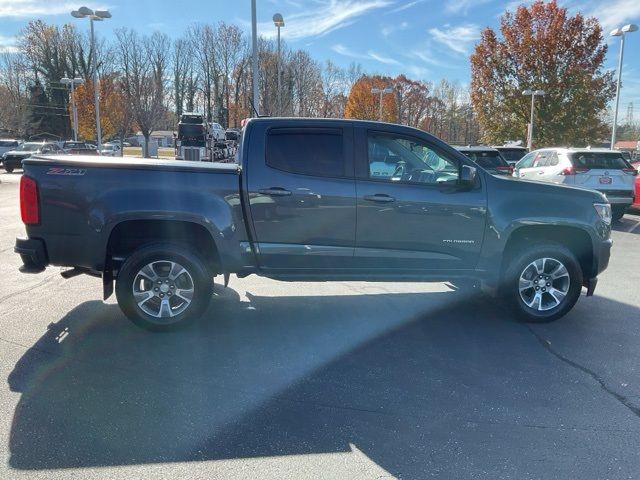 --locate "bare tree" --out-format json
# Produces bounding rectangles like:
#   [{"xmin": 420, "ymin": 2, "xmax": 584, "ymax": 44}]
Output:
[
  {"xmin": 0, "ymin": 53, "xmax": 30, "ymax": 136},
  {"xmin": 115, "ymin": 28, "xmax": 168, "ymax": 157},
  {"xmin": 213, "ymin": 22, "xmax": 244, "ymax": 127}
]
